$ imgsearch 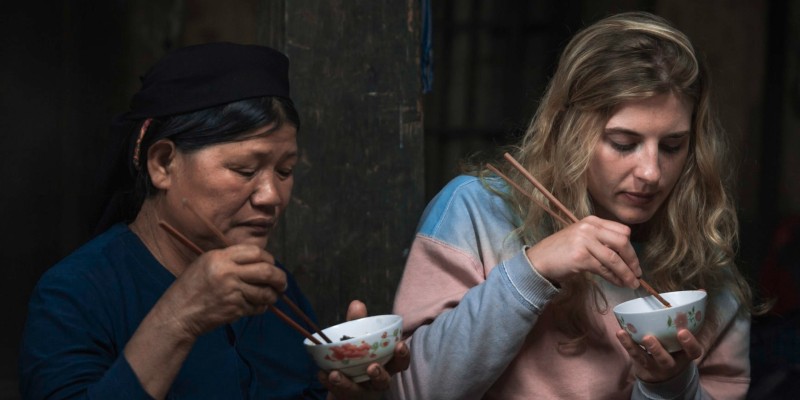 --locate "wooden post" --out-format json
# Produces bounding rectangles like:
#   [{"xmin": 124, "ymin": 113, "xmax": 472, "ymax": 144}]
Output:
[{"xmin": 271, "ymin": 1, "xmax": 424, "ymax": 326}]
